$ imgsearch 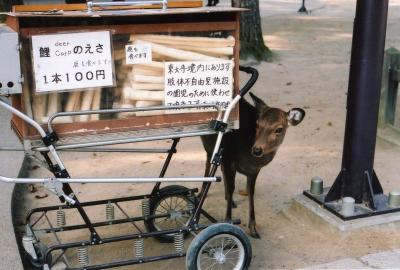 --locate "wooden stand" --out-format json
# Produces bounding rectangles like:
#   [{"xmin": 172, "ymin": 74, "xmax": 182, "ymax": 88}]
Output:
[{"xmin": 6, "ymin": 6, "xmax": 243, "ymax": 140}]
